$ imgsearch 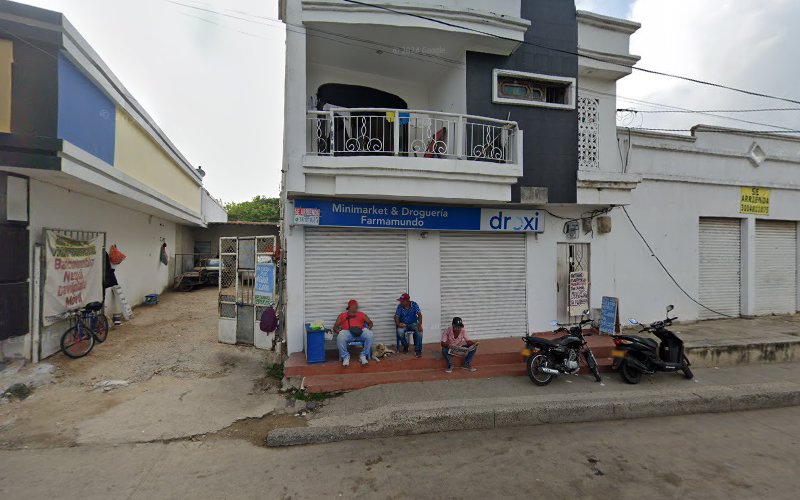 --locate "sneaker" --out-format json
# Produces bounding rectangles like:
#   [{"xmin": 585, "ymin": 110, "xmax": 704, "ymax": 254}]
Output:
[
  {"xmin": 342, "ymin": 357, "xmax": 350, "ymax": 367},
  {"xmin": 461, "ymin": 365, "xmax": 477, "ymax": 372},
  {"xmin": 359, "ymin": 354, "xmax": 368, "ymax": 366},
  {"xmin": 415, "ymin": 352, "xmax": 422, "ymax": 359},
  {"xmin": 445, "ymin": 366, "xmax": 453, "ymax": 373}
]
